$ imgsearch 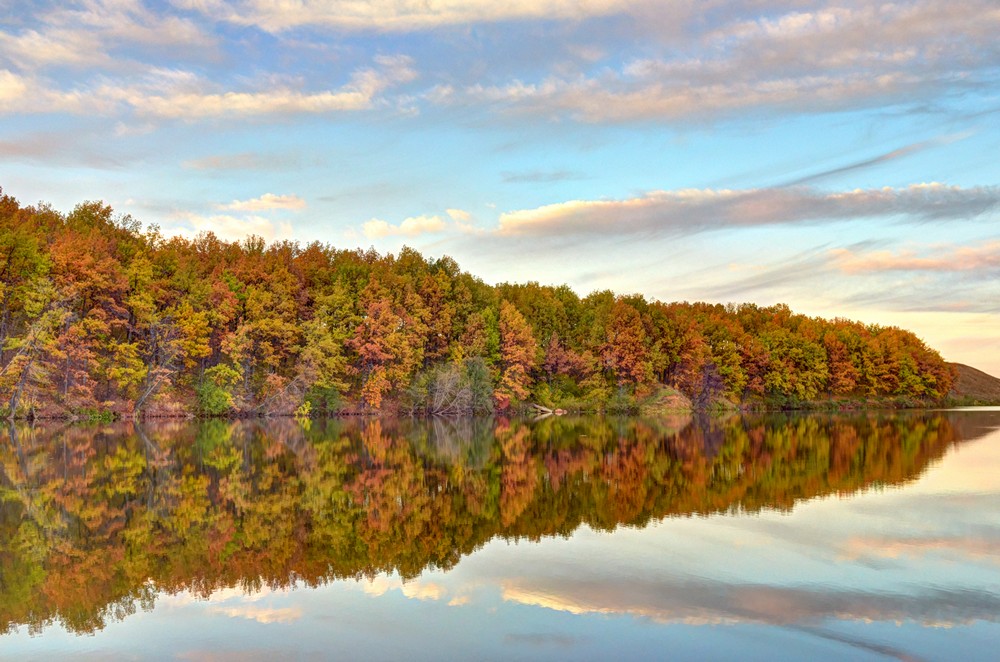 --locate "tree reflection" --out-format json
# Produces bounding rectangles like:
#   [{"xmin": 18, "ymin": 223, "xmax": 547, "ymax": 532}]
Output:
[{"xmin": 0, "ymin": 411, "xmax": 976, "ymax": 634}]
